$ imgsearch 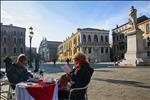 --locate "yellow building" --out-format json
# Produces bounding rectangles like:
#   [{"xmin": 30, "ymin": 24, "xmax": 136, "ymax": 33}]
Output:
[
  {"xmin": 58, "ymin": 32, "xmax": 80, "ymax": 62},
  {"xmin": 139, "ymin": 17, "xmax": 150, "ymax": 57},
  {"xmin": 58, "ymin": 28, "xmax": 110, "ymax": 62}
]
